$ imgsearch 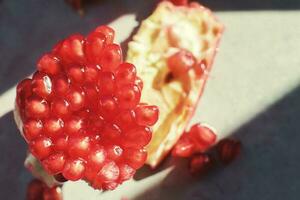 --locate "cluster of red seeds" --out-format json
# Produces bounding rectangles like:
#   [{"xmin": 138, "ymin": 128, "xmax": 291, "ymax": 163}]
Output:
[
  {"xmin": 172, "ymin": 123, "xmax": 241, "ymax": 175},
  {"xmin": 16, "ymin": 25, "xmax": 159, "ymax": 190},
  {"xmin": 26, "ymin": 179, "xmax": 62, "ymax": 200}
]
